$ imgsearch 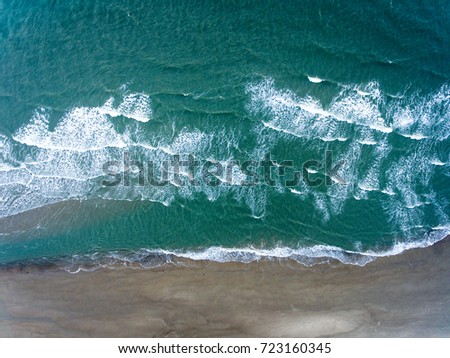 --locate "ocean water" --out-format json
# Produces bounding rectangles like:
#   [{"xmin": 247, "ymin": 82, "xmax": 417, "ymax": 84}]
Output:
[{"xmin": 0, "ymin": 0, "xmax": 449, "ymax": 269}]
